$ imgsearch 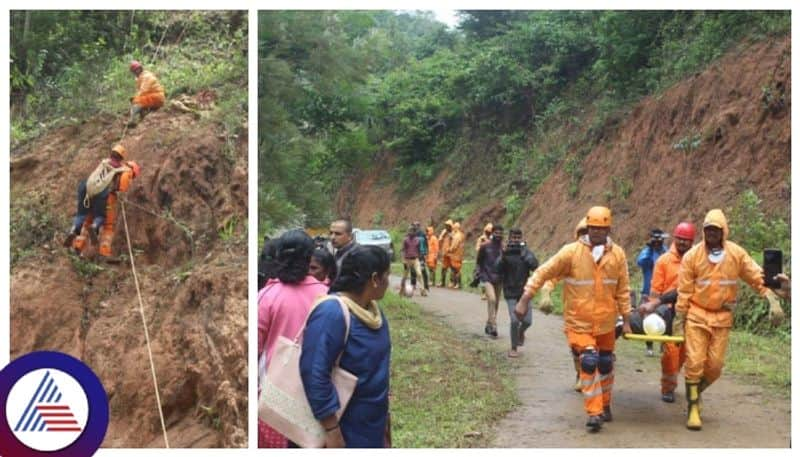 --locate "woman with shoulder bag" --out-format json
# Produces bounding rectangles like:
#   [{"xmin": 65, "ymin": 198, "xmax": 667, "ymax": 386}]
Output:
[
  {"xmin": 300, "ymin": 245, "xmax": 392, "ymax": 448},
  {"xmin": 257, "ymin": 230, "xmax": 328, "ymax": 448}
]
